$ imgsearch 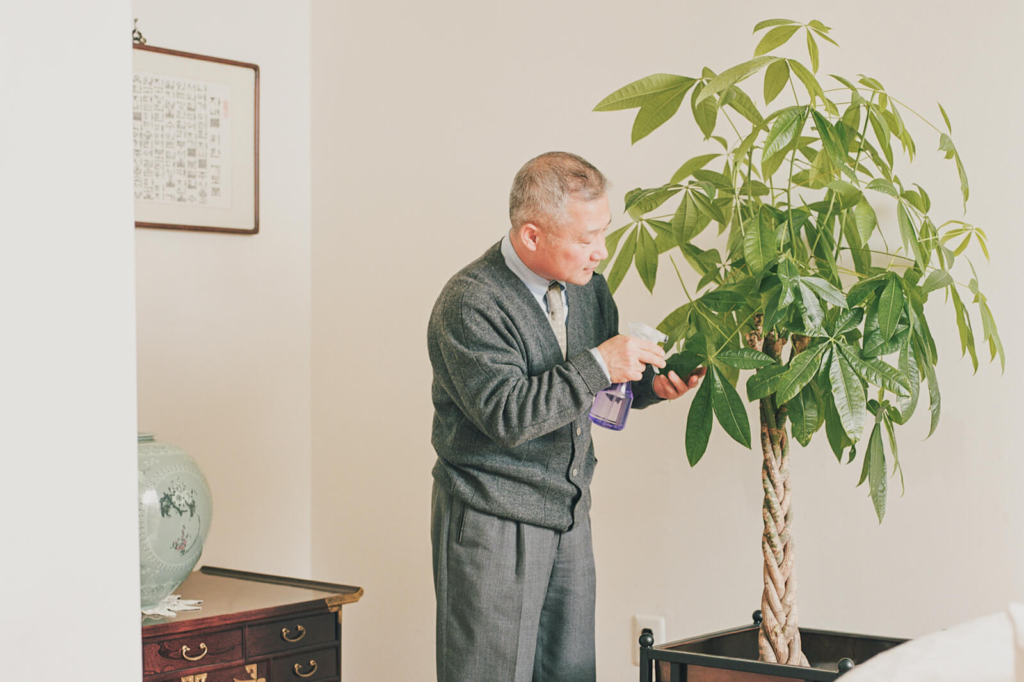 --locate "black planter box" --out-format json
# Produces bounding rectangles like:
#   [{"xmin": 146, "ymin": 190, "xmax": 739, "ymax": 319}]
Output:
[{"xmin": 640, "ymin": 618, "xmax": 907, "ymax": 681}]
